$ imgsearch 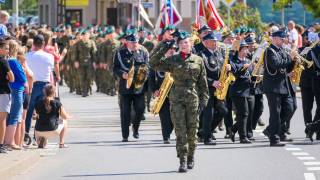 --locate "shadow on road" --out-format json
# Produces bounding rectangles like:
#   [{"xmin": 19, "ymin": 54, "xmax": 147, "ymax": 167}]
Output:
[{"xmin": 63, "ymin": 170, "xmax": 177, "ymax": 177}]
